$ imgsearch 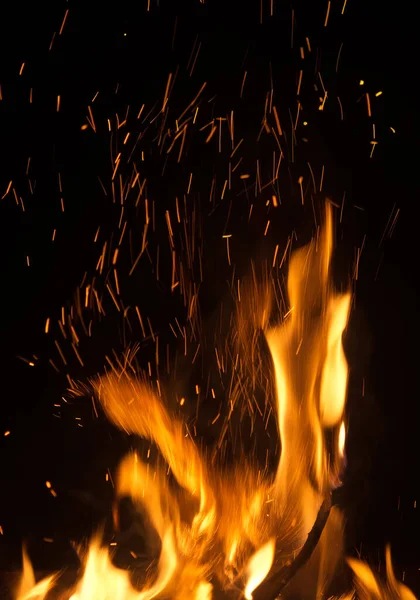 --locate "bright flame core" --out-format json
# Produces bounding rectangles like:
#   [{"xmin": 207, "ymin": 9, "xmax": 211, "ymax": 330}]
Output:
[{"xmin": 15, "ymin": 205, "xmax": 414, "ymax": 599}]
